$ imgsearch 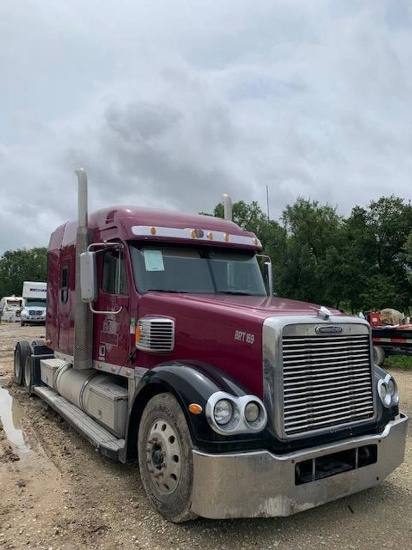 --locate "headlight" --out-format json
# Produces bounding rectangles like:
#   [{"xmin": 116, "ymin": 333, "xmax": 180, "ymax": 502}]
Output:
[
  {"xmin": 245, "ymin": 401, "xmax": 260, "ymax": 422},
  {"xmin": 378, "ymin": 374, "xmax": 399, "ymax": 408},
  {"xmin": 206, "ymin": 392, "xmax": 267, "ymax": 435},
  {"xmin": 214, "ymin": 399, "xmax": 234, "ymax": 425}
]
